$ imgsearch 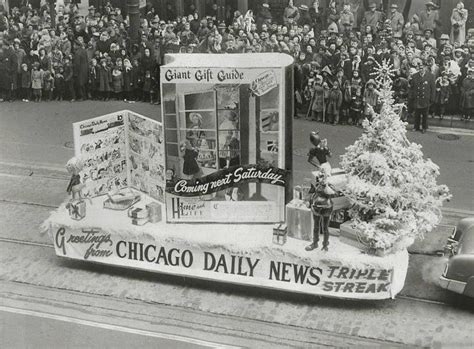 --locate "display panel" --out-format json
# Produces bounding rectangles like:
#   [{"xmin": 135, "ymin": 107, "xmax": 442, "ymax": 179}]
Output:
[{"xmin": 161, "ymin": 54, "xmax": 293, "ymax": 223}]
